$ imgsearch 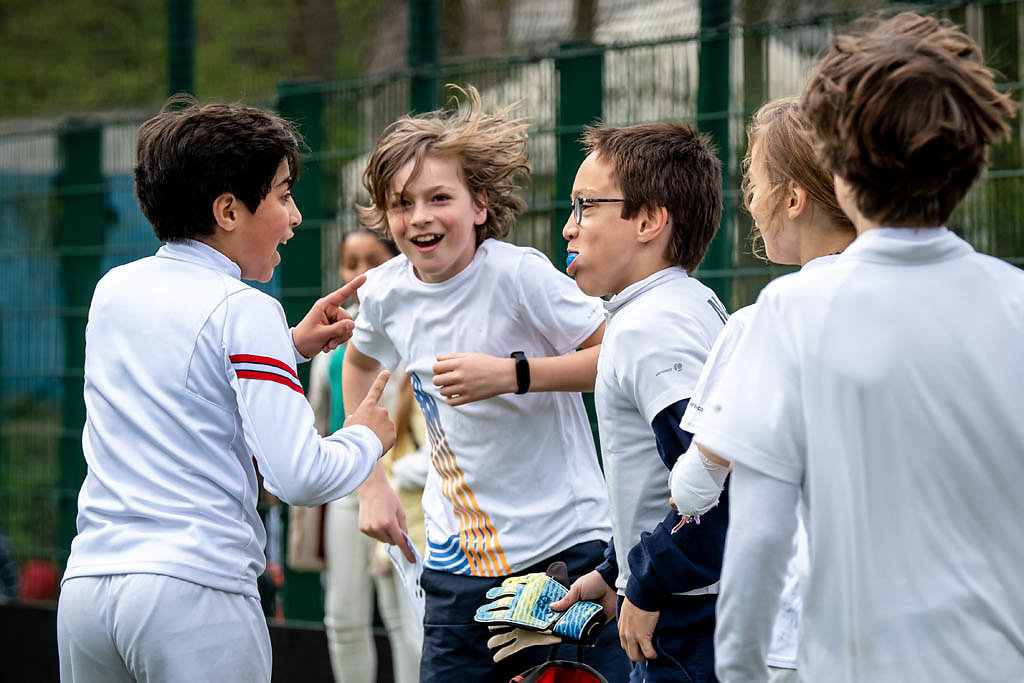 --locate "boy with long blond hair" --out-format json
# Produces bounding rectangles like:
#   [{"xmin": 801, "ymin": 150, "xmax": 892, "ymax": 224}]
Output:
[{"xmin": 343, "ymin": 86, "xmax": 628, "ymax": 682}]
